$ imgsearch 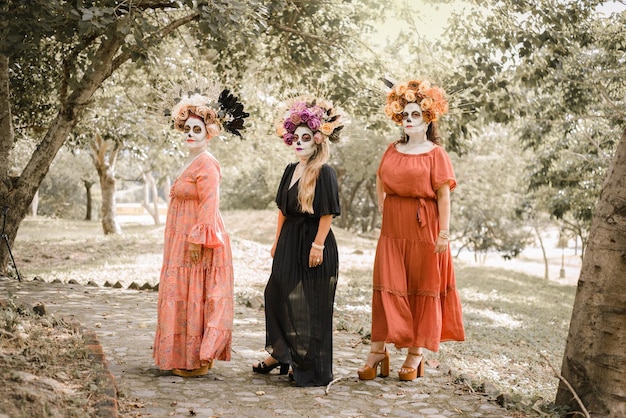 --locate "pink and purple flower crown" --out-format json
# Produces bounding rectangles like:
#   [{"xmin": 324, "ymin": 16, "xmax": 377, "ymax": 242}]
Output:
[{"xmin": 274, "ymin": 96, "xmax": 343, "ymax": 145}]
